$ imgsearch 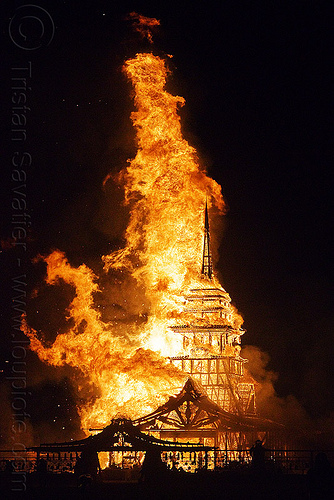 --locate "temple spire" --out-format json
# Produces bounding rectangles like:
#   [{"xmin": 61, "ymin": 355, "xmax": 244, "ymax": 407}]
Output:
[{"xmin": 201, "ymin": 199, "xmax": 213, "ymax": 279}]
